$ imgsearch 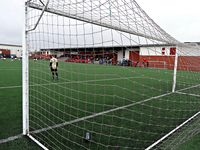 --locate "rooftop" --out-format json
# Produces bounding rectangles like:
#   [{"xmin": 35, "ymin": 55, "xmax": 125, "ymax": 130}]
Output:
[{"xmin": 0, "ymin": 43, "xmax": 22, "ymax": 47}]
